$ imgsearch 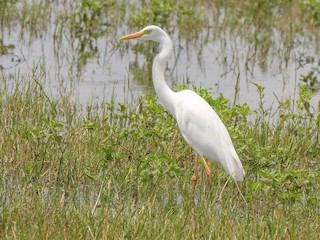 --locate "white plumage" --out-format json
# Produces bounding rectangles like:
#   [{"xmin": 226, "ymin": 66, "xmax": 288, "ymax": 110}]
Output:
[
  {"xmin": 174, "ymin": 90, "xmax": 245, "ymax": 181},
  {"xmin": 120, "ymin": 25, "xmax": 245, "ymax": 187}
]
